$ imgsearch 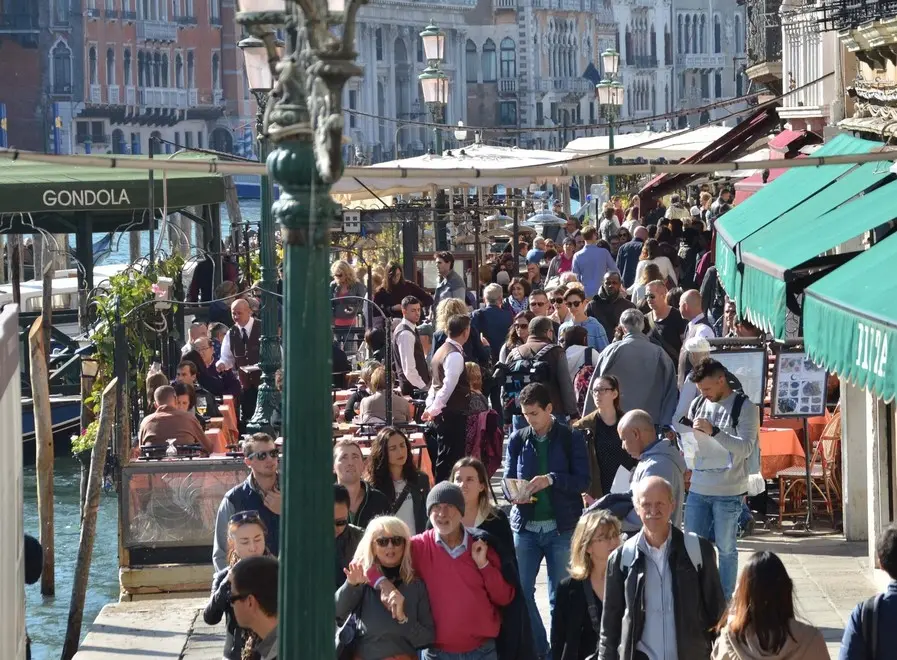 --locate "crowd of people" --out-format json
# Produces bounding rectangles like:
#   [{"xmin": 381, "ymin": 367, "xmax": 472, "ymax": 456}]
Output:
[{"xmin": 144, "ymin": 190, "xmax": 897, "ymax": 660}]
